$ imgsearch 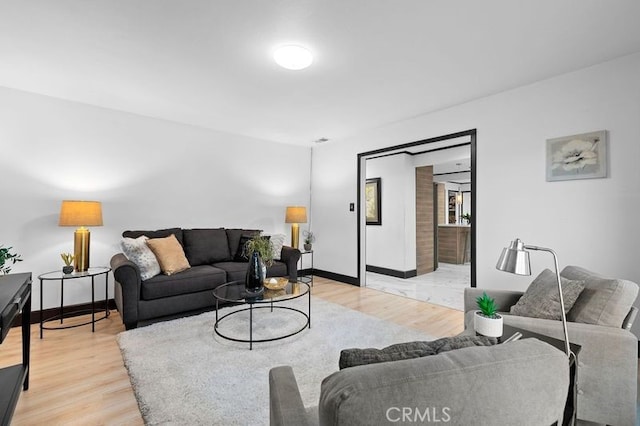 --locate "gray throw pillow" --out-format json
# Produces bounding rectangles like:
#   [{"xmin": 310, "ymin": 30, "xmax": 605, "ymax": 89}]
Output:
[
  {"xmin": 510, "ymin": 269, "xmax": 585, "ymax": 320},
  {"xmin": 562, "ymin": 265, "xmax": 639, "ymax": 328},
  {"xmin": 339, "ymin": 335, "xmax": 496, "ymax": 370},
  {"xmin": 120, "ymin": 236, "xmax": 161, "ymax": 281}
]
